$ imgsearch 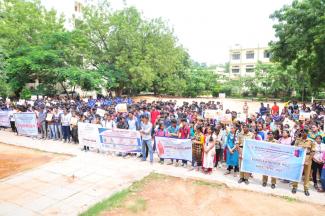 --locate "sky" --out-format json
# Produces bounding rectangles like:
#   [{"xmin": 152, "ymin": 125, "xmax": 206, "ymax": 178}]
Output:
[{"xmin": 44, "ymin": 0, "xmax": 293, "ymax": 65}]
